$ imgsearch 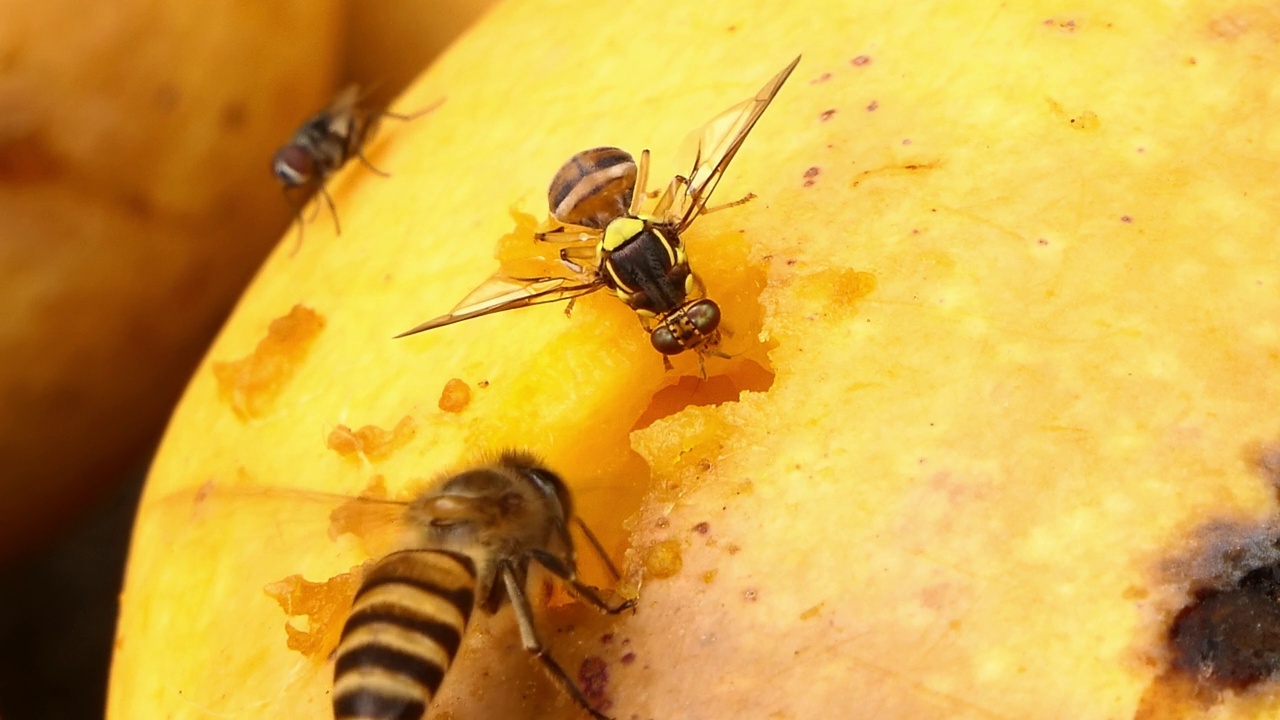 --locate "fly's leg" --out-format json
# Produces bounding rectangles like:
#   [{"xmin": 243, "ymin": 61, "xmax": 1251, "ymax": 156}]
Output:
[
  {"xmin": 318, "ymin": 185, "xmax": 341, "ymax": 236},
  {"xmin": 355, "ymin": 151, "xmax": 391, "ymax": 177}
]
